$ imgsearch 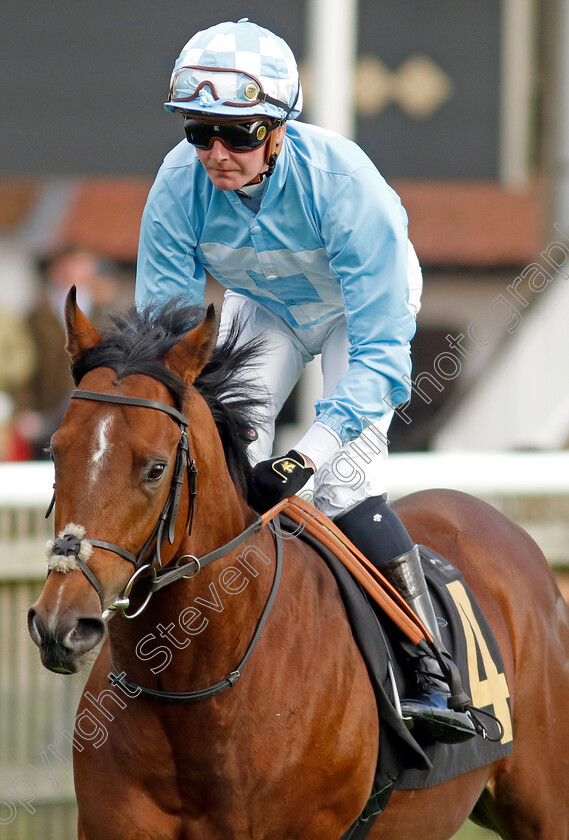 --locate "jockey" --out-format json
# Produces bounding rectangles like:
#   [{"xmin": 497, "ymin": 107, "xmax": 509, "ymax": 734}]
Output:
[{"xmin": 135, "ymin": 18, "xmax": 475, "ymax": 743}]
